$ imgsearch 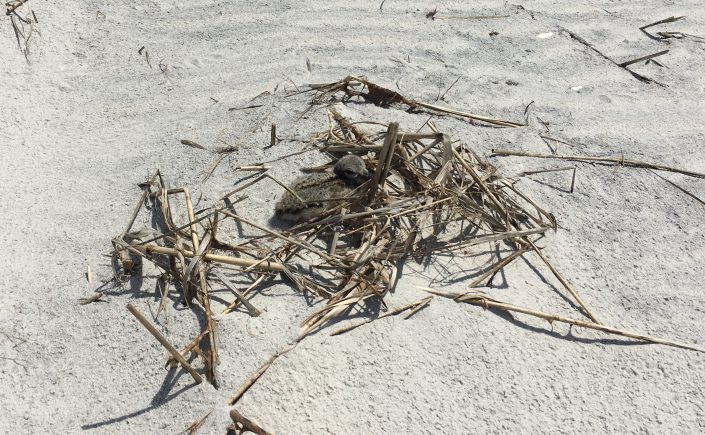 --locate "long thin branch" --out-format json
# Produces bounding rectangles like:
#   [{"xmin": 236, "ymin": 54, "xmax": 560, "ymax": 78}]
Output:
[
  {"xmin": 491, "ymin": 149, "xmax": 705, "ymax": 179},
  {"xmin": 425, "ymin": 290, "xmax": 705, "ymax": 353}
]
